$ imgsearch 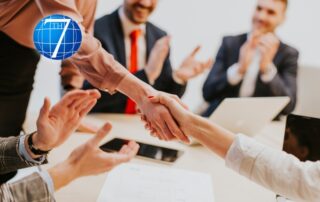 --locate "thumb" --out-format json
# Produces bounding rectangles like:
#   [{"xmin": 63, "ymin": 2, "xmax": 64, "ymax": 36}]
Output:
[
  {"xmin": 90, "ymin": 122, "xmax": 112, "ymax": 146},
  {"xmin": 39, "ymin": 97, "xmax": 51, "ymax": 119}
]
